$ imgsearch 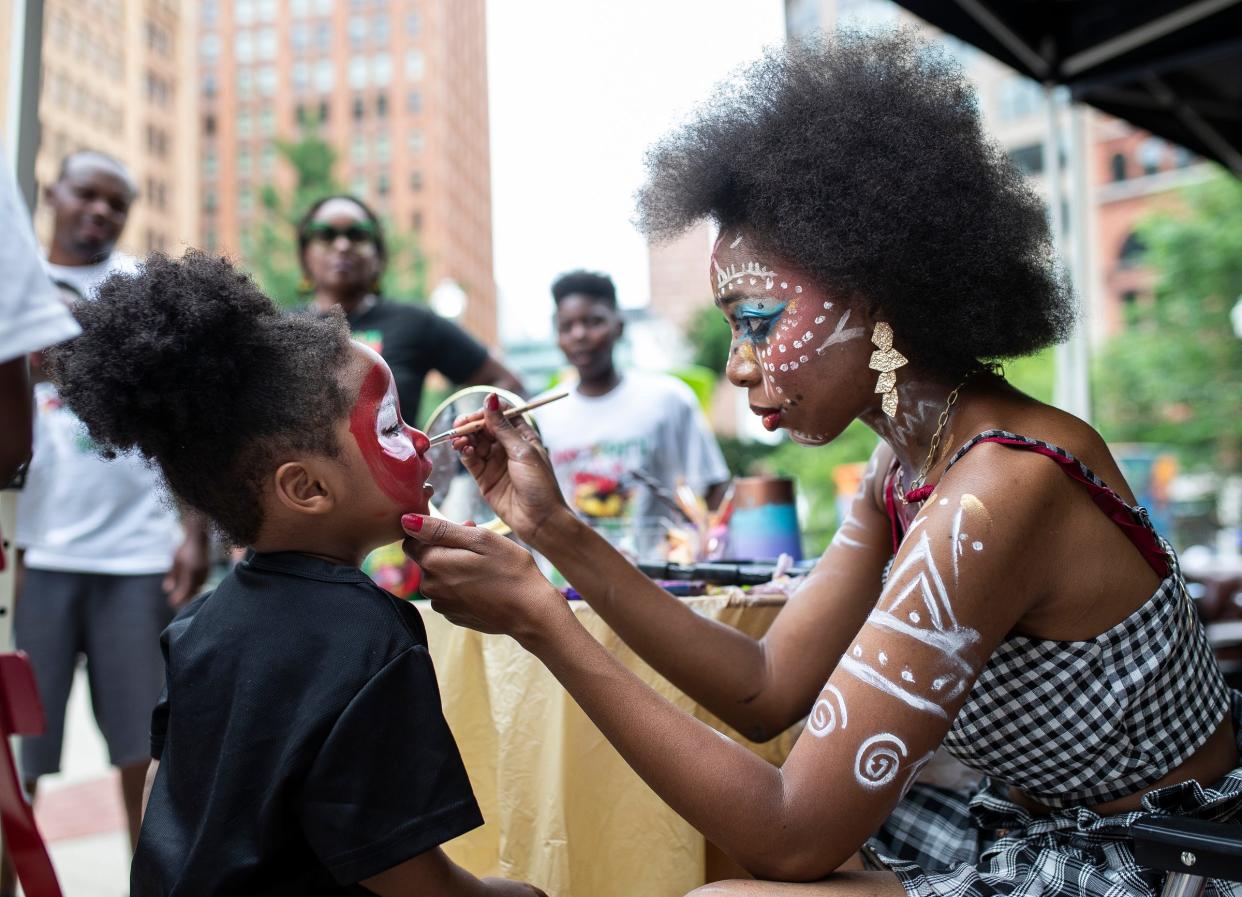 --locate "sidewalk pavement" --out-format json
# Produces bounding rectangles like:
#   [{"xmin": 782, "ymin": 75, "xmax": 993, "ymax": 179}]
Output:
[{"xmin": 21, "ymin": 665, "xmax": 131, "ymax": 896}]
